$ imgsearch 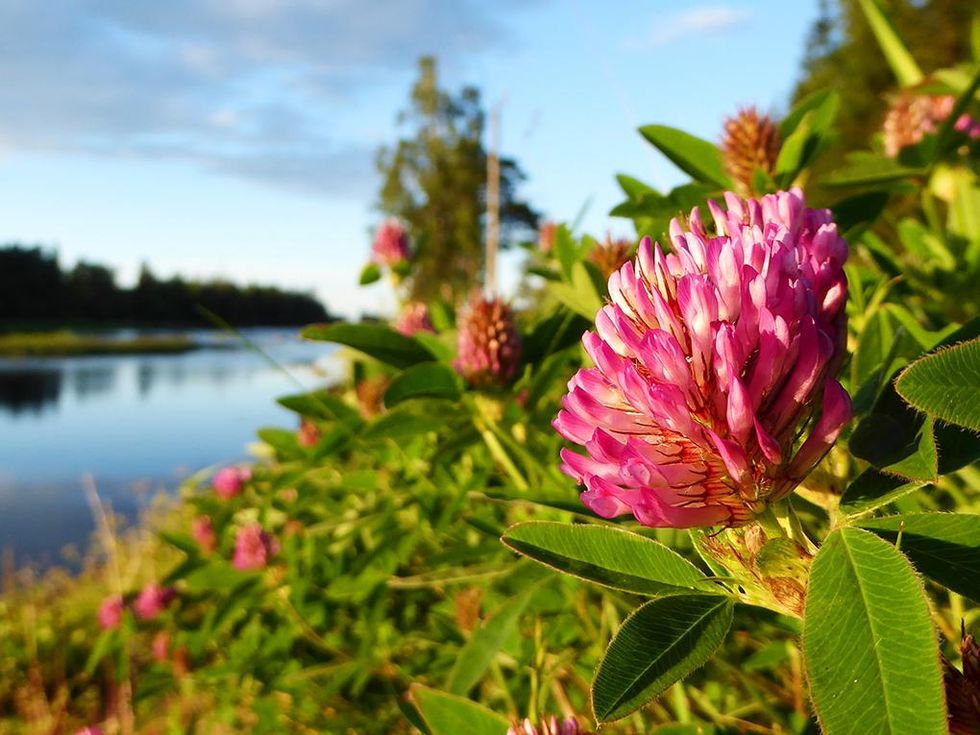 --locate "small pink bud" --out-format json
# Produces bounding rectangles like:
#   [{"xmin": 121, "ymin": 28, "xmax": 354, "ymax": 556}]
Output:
[
  {"xmin": 133, "ymin": 583, "xmax": 176, "ymax": 621},
  {"xmin": 232, "ymin": 523, "xmax": 280, "ymax": 571},
  {"xmin": 507, "ymin": 716, "xmax": 589, "ymax": 735},
  {"xmin": 297, "ymin": 419, "xmax": 320, "ymax": 448},
  {"xmin": 454, "ymin": 294, "xmax": 522, "ymax": 388},
  {"xmin": 192, "ymin": 515, "xmax": 217, "ymax": 554},
  {"xmin": 152, "ymin": 631, "xmax": 171, "ymax": 662},
  {"xmin": 538, "ymin": 221, "xmax": 557, "ymax": 254},
  {"xmin": 98, "ymin": 595, "xmax": 123, "ymax": 630},
  {"xmin": 394, "ymin": 301, "xmax": 435, "ymax": 336},
  {"xmin": 371, "ymin": 218, "xmax": 412, "ymax": 267},
  {"xmin": 213, "ymin": 466, "xmax": 251, "ymax": 500}
]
